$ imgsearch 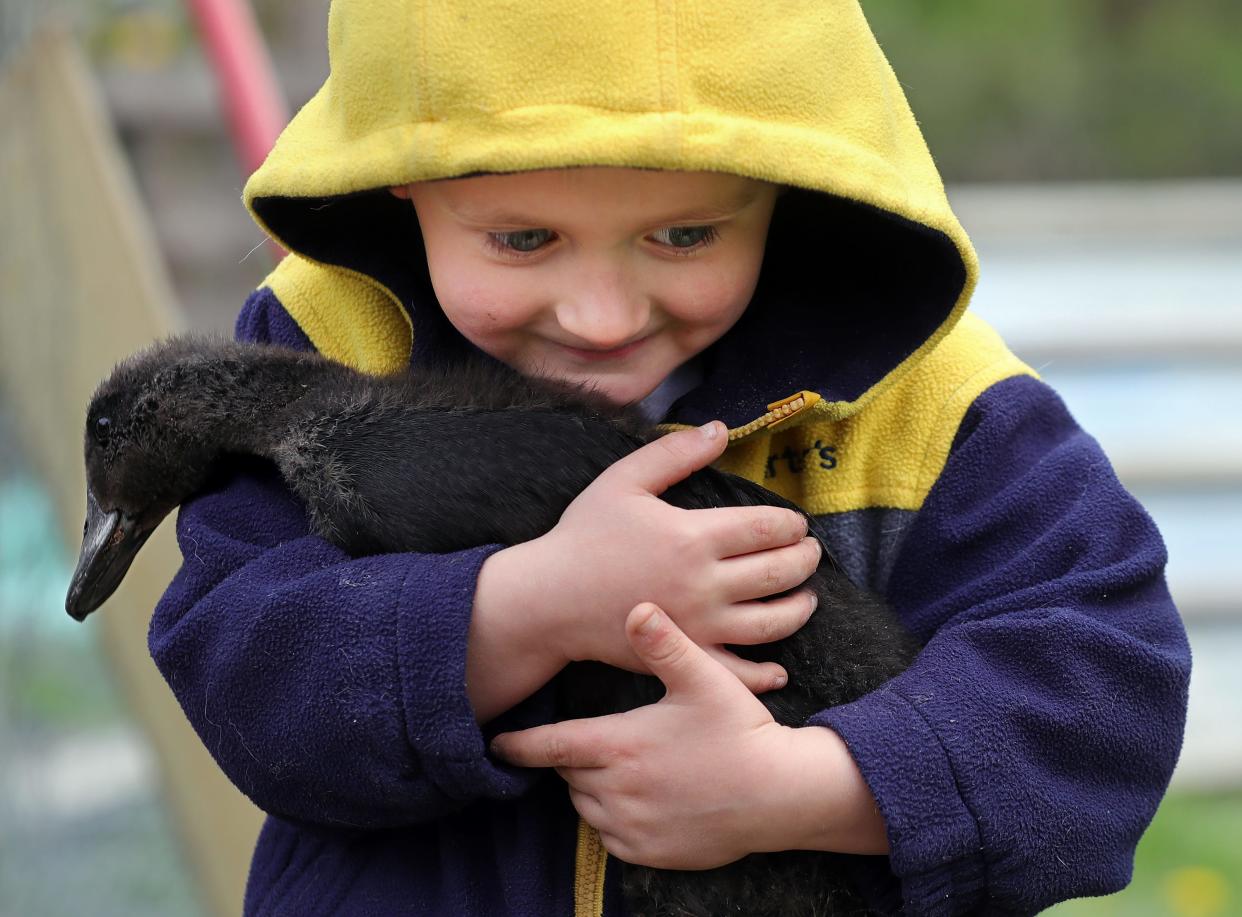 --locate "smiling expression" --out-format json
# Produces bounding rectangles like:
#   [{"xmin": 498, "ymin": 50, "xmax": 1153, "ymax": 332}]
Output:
[{"xmin": 394, "ymin": 168, "xmax": 779, "ymax": 405}]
